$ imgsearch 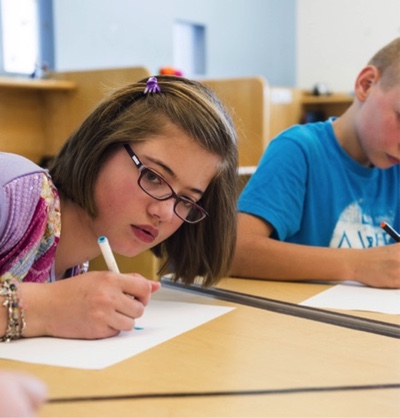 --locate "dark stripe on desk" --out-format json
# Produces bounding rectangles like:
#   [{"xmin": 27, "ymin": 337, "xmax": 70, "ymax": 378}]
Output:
[
  {"xmin": 48, "ymin": 383, "xmax": 400, "ymax": 403},
  {"xmin": 161, "ymin": 279, "xmax": 400, "ymax": 339}
]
